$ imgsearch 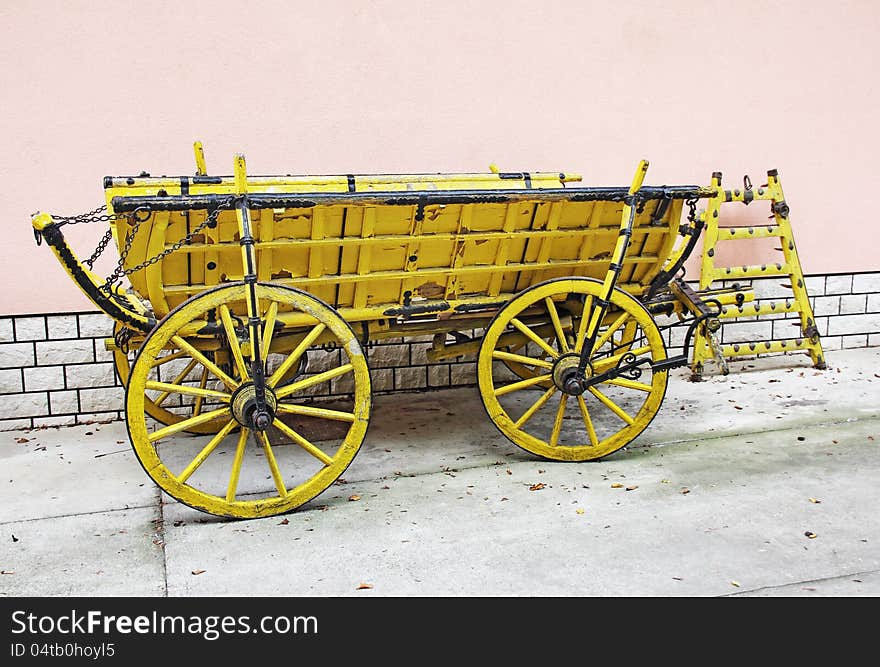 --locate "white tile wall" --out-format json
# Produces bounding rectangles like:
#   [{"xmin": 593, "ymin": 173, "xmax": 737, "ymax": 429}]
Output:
[{"xmin": 0, "ymin": 270, "xmax": 877, "ymax": 431}]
